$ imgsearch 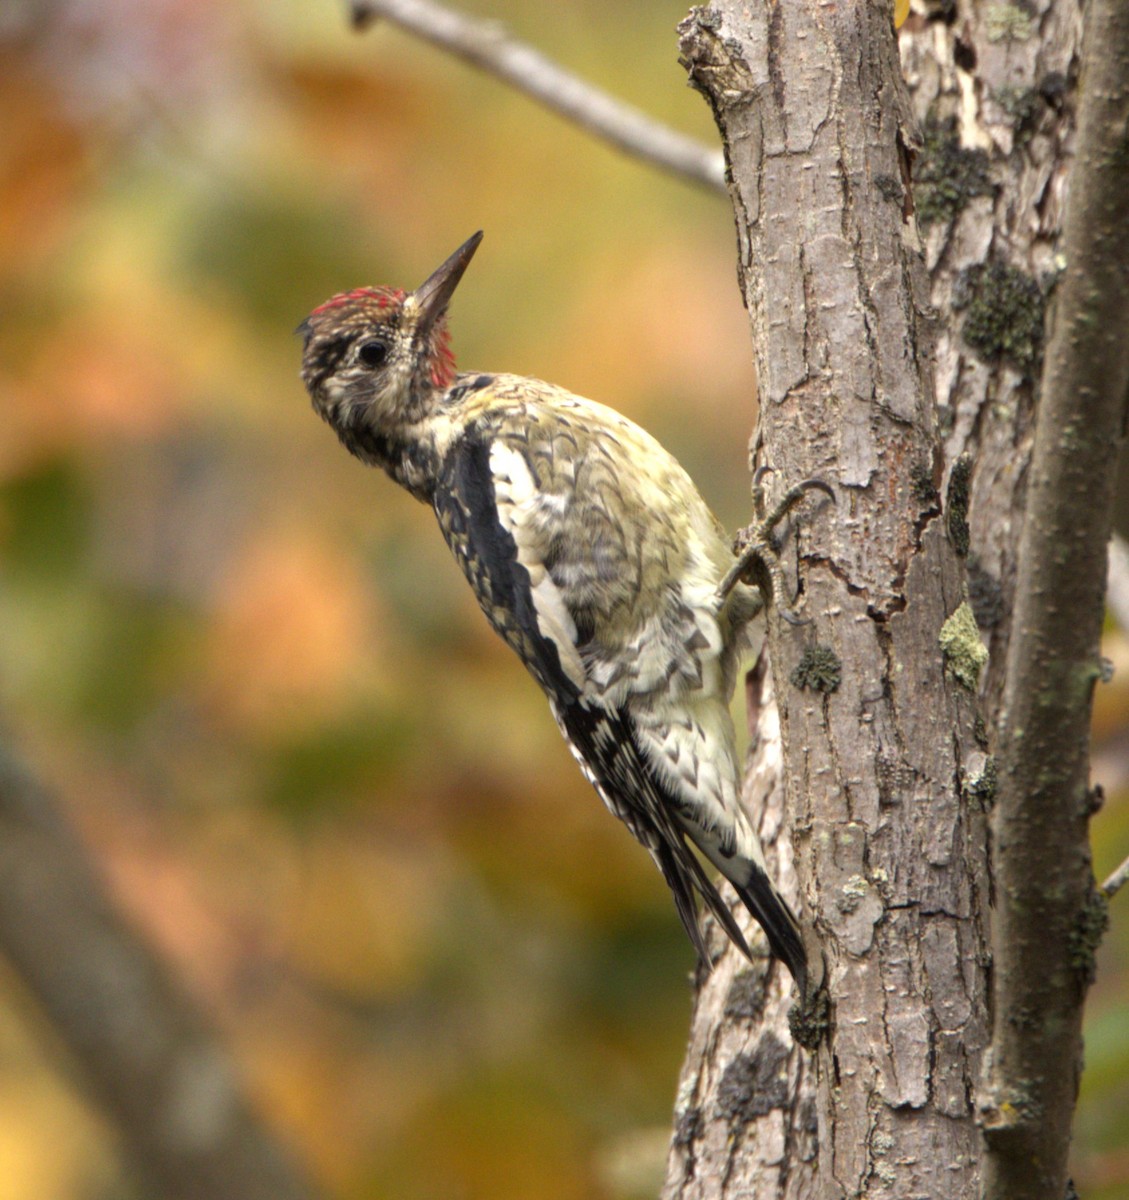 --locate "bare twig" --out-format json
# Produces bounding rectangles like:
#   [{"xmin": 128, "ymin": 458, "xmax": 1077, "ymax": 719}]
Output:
[
  {"xmin": 1101, "ymin": 853, "xmax": 1129, "ymax": 900},
  {"xmin": 981, "ymin": 2, "xmax": 1129, "ymax": 1197},
  {"xmin": 349, "ymin": 0, "xmax": 726, "ymax": 193},
  {"xmin": 0, "ymin": 743, "xmax": 320, "ymax": 1200}
]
